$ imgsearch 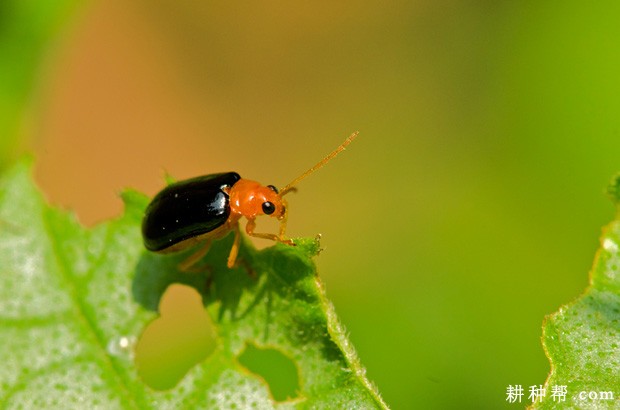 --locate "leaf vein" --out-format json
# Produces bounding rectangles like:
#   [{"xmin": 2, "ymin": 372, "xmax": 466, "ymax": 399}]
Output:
[{"xmin": 41, "ymin": 211, "xmax": 145, "ymax": 410}]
